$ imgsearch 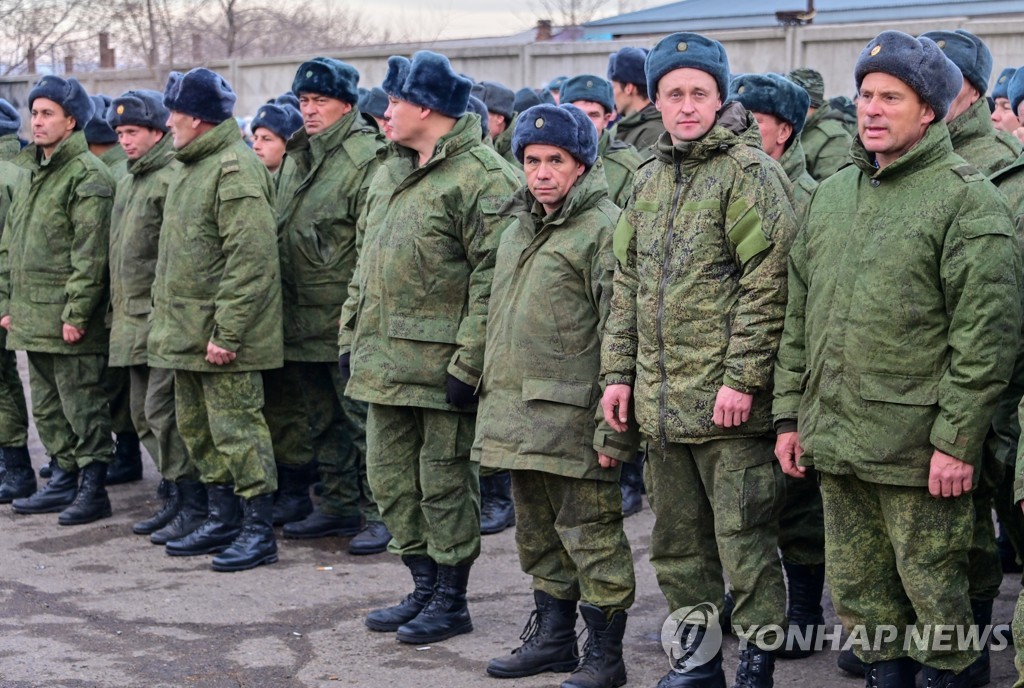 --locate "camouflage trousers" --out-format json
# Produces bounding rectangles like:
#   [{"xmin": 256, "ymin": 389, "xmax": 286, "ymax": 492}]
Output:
[
  {"xmin": 26, "ymin": 351, "xmax": 113, "ymax": 471},
  {"xmin": 778, "ymin": 467, "xmax": 825, "ymax": 566},
  {"xmin": 968, "ymin": 446, "xmax": 1004, "ymax": 601},
  {"xmin": 645, "ymin": 437, "xmax": 786, "ymax": 640},
  {"xmin": 1013, "ymin": 586, "xmax": 1024, "ymax": 687},
  {"xmin": 512, "ymin": 469, "xmax": 635, "ymax": 612},
  {"xmin": 128, "ymin": 365, "xmax": 195, "ymax": 482},
  {"xmin": 174, "ymin": 370, "xmax": 277, "ymax": 499},
  {"xmin": 820, "ymin": 472, "xmax": 977, "ymax": 671},
  {"xmin": 104, "ymin": 363, "xmax": 135, "ymax": 436},
  {"xmin": 263, "ymin": 362, "xmax": 380, "ymax": 521},
  {"xmin": 0, "ymin": 331, "xmax": 28, "ymax": 446},
  {"xmin": 366, "ymin": 403, "xmax": 480, "ymax": 567}
]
